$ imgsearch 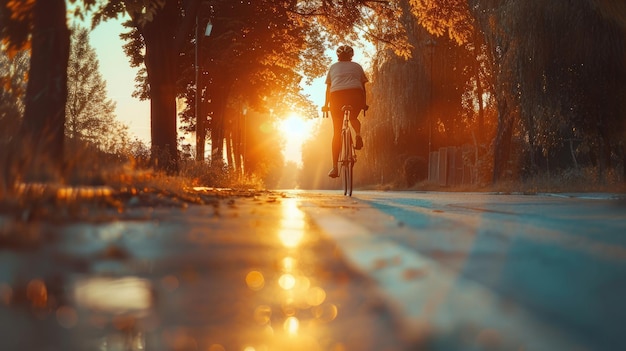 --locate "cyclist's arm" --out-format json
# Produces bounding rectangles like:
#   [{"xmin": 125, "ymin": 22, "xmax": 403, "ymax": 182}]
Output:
[{"xmin": 324, "ymin": 83, "xmax": 331, "ymax": 108}]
